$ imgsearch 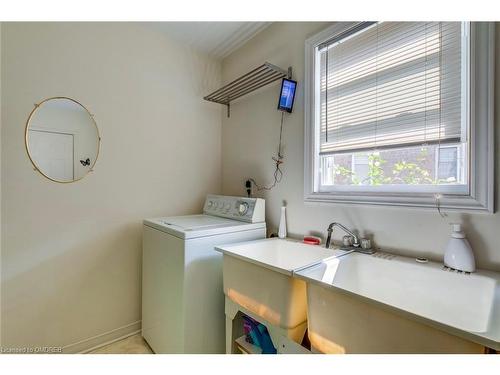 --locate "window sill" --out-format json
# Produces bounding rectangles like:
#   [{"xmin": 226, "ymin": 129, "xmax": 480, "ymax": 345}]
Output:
[{"xmin": 304, "ymin": 191, "xmax": 493, "ymax": 213}]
